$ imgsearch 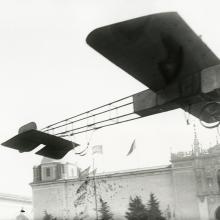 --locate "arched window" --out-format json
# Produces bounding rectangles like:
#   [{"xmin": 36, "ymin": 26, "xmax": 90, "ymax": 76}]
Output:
[
  {"xmin": 217, "ymin": 170, "xmax": 220, "ymax": 189},
  {"xmin": 215, "ymin": 206, "xmax": 220, "ymax": 220}
]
